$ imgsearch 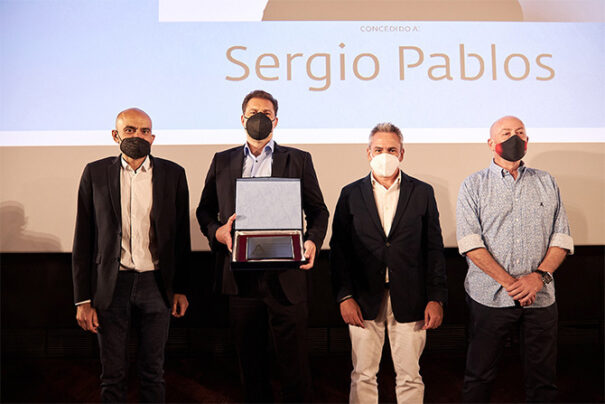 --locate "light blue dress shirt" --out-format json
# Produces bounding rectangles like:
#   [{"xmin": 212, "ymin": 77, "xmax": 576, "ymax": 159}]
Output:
[
  {"xmin": 243, "ymin": 139, "xmax": 274, "ymax": 178},
  {"xmin": 456, "ymin": 160, "xmax": 574, "ymax": 308}
]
